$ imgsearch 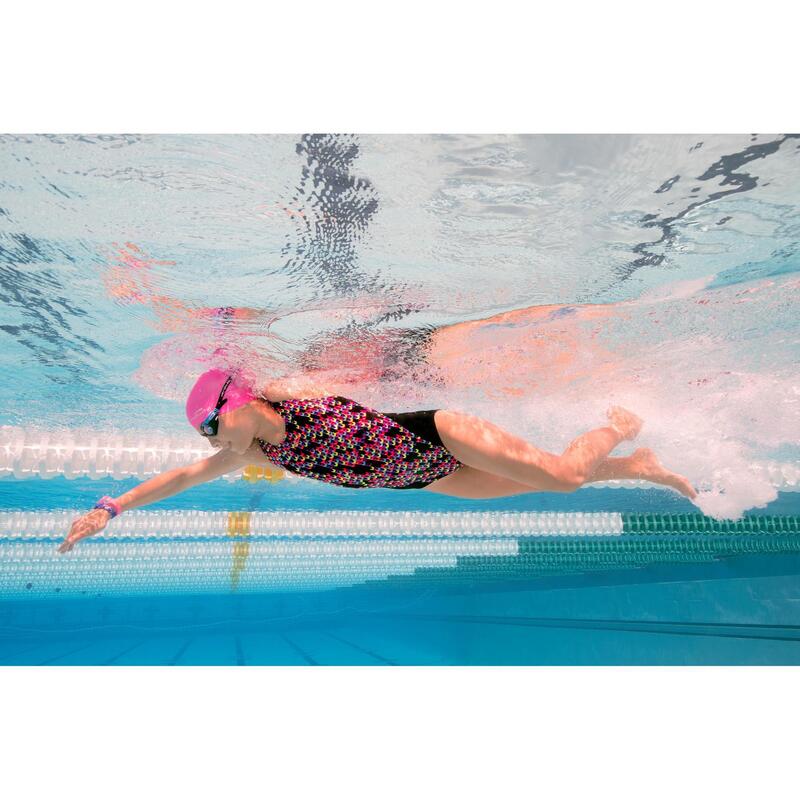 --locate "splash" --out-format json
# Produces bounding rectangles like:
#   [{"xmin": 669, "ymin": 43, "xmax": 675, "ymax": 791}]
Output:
[{"xmin": 423, "ymin": 270, "xmax": 799, "ymax": 520}]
